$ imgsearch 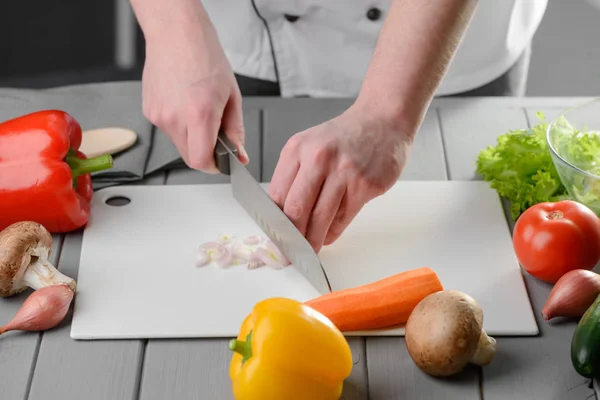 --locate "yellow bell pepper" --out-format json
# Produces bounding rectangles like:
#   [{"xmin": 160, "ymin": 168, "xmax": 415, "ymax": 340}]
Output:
[{"xmin": 228, "ymin": 297, "xmax": 353, "ymax": 400}]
